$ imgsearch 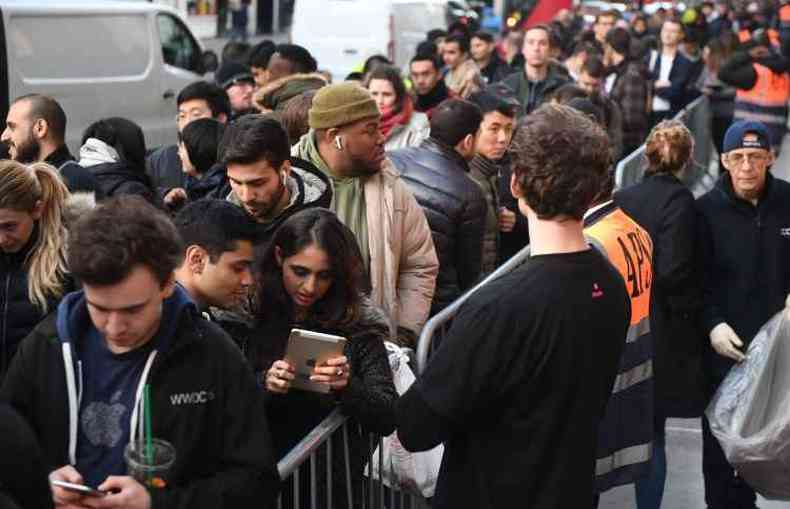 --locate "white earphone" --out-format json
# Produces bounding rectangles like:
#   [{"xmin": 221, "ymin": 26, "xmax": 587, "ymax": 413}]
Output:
[{"xmin": 334, "ymin": 136, "xmax": 344, "ymax": 151}]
